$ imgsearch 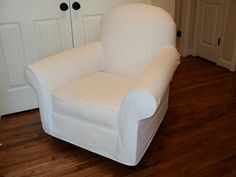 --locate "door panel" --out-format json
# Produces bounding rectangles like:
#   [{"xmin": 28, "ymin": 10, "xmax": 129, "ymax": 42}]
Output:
[
  {"xmin": 83, "ymin": 15, "xmax": 103, "ymax": 43},
  {"xmin": 195, "ymin": 0, "xmax": 223, "ymax": 62},
  {"xmin": 0, "ymin": 23, "xmax": 26, "ymax": 87},
  {"xmin": 0, "ymin": 0, "xmax": 73, "ymax": 116},
  {"xmin": 71, "ymin": 0, "xmax": 150, "ymax": 47},
  {"xmin": 35, "ymin": 18, "xmax": 63, "ymax": 58}
]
